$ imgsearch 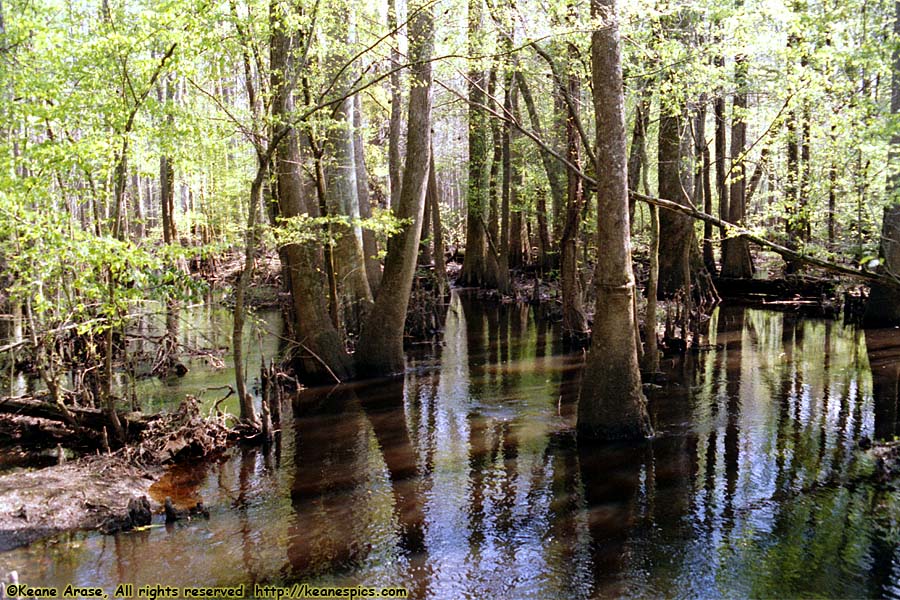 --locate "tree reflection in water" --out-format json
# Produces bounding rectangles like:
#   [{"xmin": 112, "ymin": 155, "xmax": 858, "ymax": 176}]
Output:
[{"xmin": 5, "ymin": 297, "xmax": 900, "ymax": 599}]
